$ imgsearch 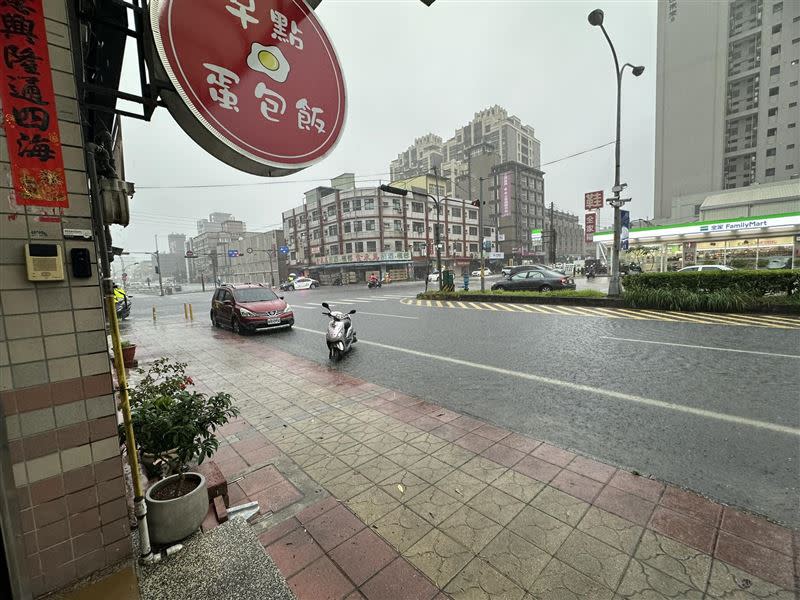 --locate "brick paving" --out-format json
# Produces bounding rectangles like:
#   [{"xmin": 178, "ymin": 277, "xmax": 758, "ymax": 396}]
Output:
[{"xmin": 129, "ymin": 321, "xmax": 798, "ymax": 599}]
